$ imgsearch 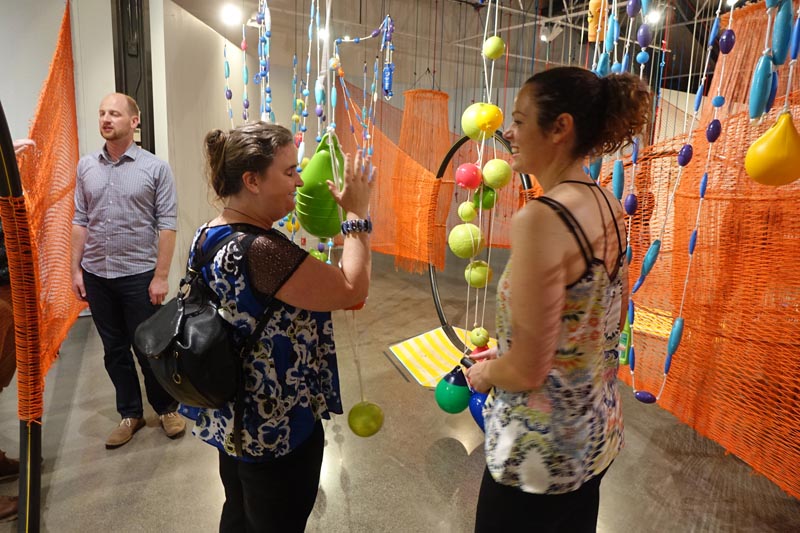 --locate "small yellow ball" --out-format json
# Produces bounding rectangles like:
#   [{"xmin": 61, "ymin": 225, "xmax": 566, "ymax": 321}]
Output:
[
  {"xmin": 483, "ymin": 36, "xmax": 506, "ymax": 60},
  {"xmin": 458, "ymin": 201, "xmax": 477, "ymax": 222},
  {"xmin": 448, "ymin": 223, "xmax": 485, "ymax": 259},
  {"xmin": 470, "ymin": 327, "xmax": 490, "ymax": 348}
]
